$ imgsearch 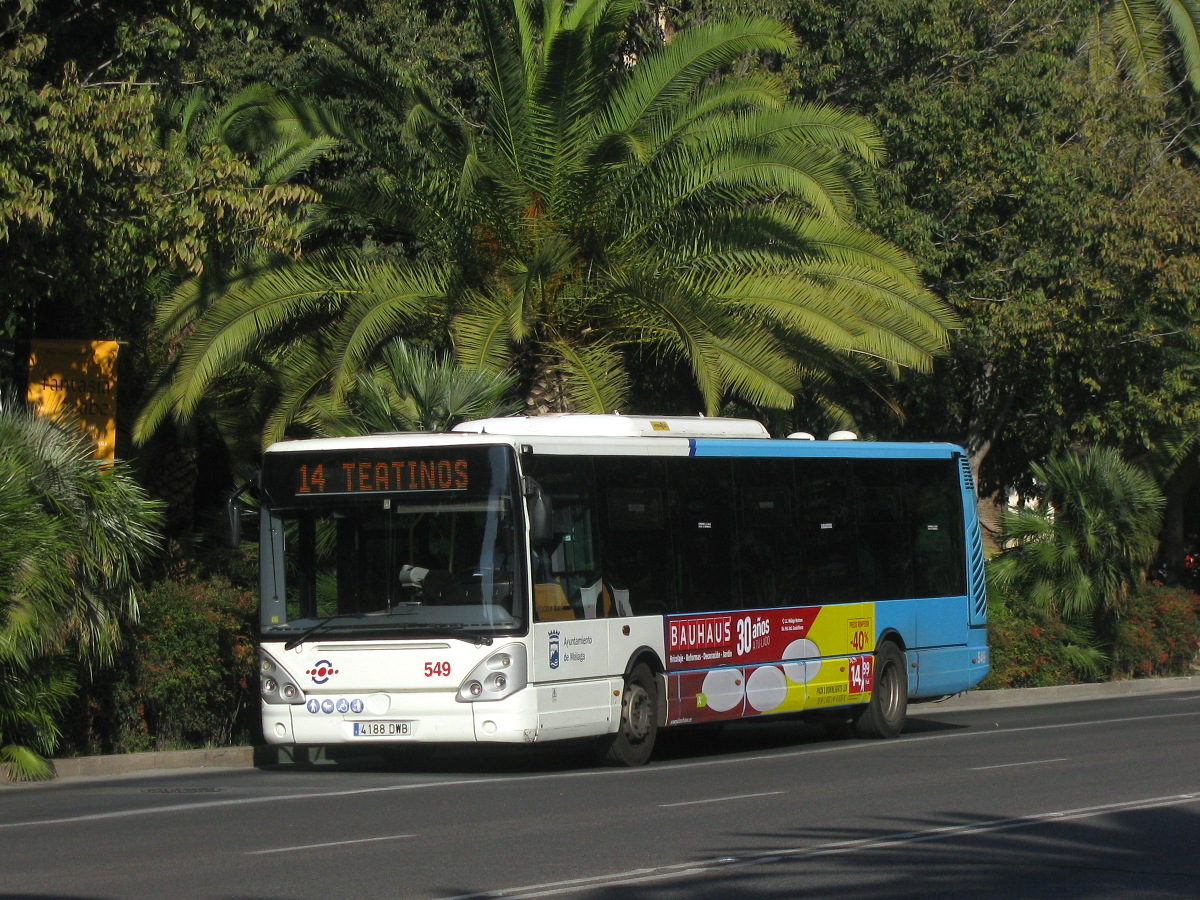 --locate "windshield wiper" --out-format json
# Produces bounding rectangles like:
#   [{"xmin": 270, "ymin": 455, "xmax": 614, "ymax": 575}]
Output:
[
  {"xmin": 280, "ymin": 618, "xmax": 496, "ymax": 650},
  {"xmin": 380, "ymin": 624, "xmax": 495, "ymax": 647},
  {"xmin": 282, "ymin": 613, "xmax": 360, "ymax": 650}
]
